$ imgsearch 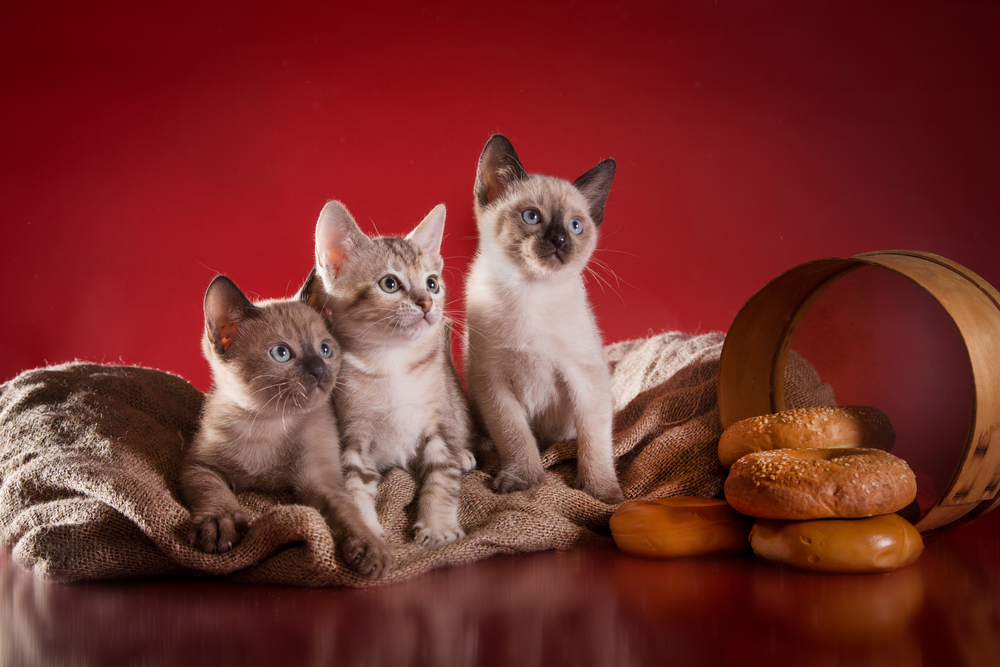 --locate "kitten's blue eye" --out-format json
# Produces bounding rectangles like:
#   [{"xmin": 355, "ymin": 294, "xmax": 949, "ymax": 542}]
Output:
[
  {"xmin": 568, "ymin": 217, "xmax": 584, "ymax": 235},
  {"xmin": 426, "ymin": 276, "xmax": 439, "ymax": 293},
  {"xmin": 378, "ymin": 275, "xmax": 401, "ymax": 293},
  {"xmin": 269, "ymin": 344, "xmax": 292, "ymax": 363},
  {"xmin": 318, "ymin": 341, "xmax": 333, "ymax": 358},
  {"xmin": 521, "ymin": 209, "xmax": 541, "ymax": 225}
]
